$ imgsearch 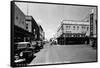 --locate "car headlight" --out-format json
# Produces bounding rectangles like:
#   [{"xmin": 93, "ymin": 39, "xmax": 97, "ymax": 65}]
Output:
[{"xmin": 20, "ymin": 52, "xmax": 23, "ymax": 56}]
